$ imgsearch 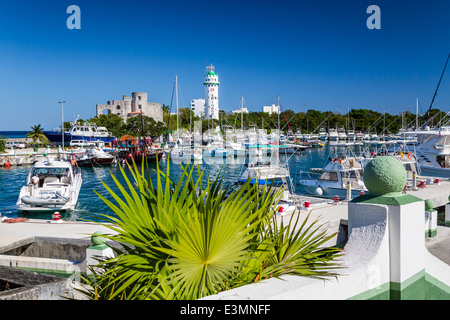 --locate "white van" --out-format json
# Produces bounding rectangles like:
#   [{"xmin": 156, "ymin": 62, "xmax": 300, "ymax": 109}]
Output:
[
  {"xmin": 69, "ymin": 140, "xmax": 96, "ymax": 148},
  {"xmin": 5, "ymin": 141, "xmax": 26, "ymax": 149}
]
